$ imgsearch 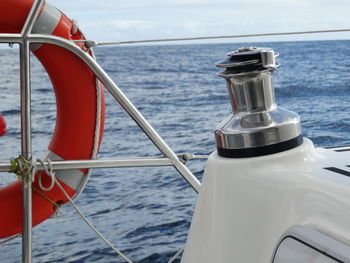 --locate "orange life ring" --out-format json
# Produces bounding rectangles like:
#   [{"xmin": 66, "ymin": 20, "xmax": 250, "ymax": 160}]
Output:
[
  {"xmin": 0, "ymin": 0, "xmax": 105, "ymax": 238},
  {"xmin": 0, "ymin": 114, "xmax": 6, "ymax": 136}
]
